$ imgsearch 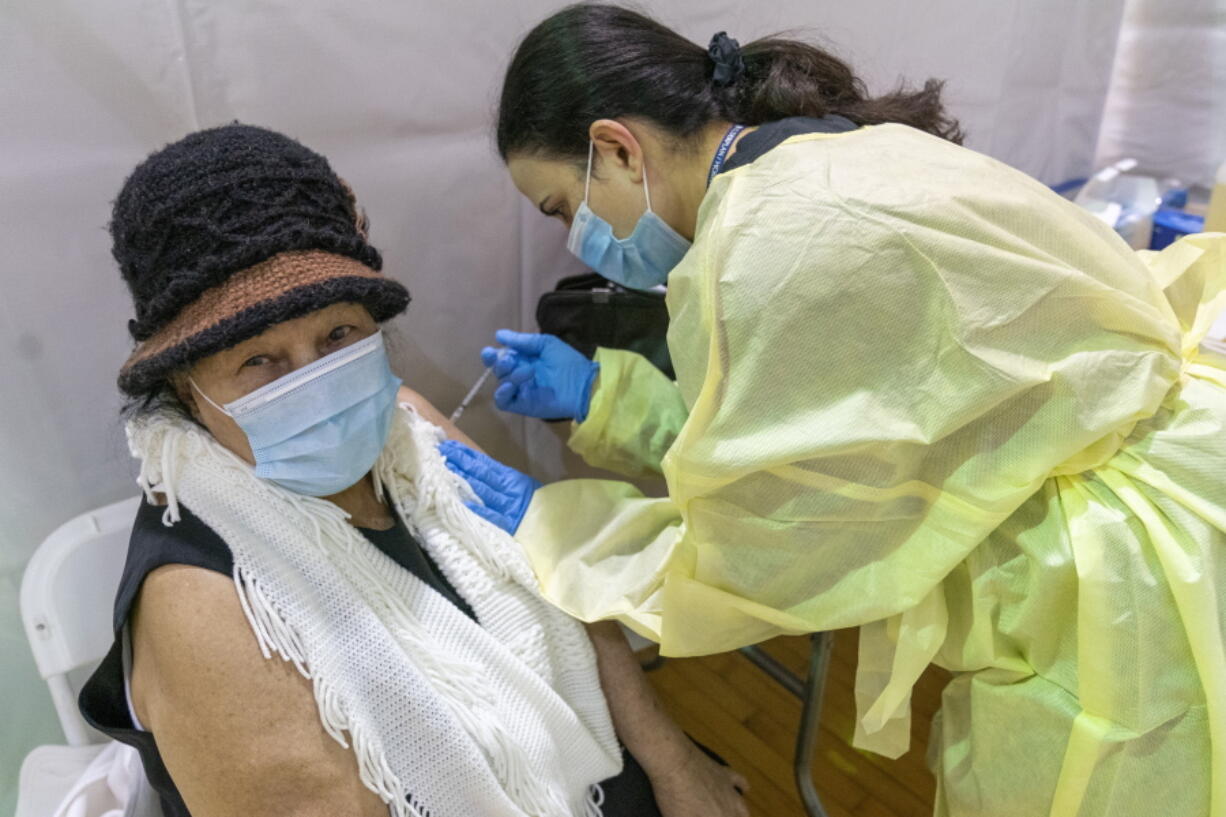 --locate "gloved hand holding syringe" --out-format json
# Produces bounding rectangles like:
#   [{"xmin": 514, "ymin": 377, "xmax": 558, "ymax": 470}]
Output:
[{"xmin": 450, "ymin": 332, "xmax": 598, "ymax": 423}]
